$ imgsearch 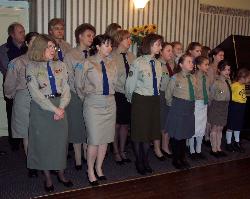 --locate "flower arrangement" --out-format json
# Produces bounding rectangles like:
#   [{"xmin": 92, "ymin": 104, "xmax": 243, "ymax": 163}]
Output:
[{"xmin": 129, "ymin": 24, "xmax": 157, "ymax": 46}]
